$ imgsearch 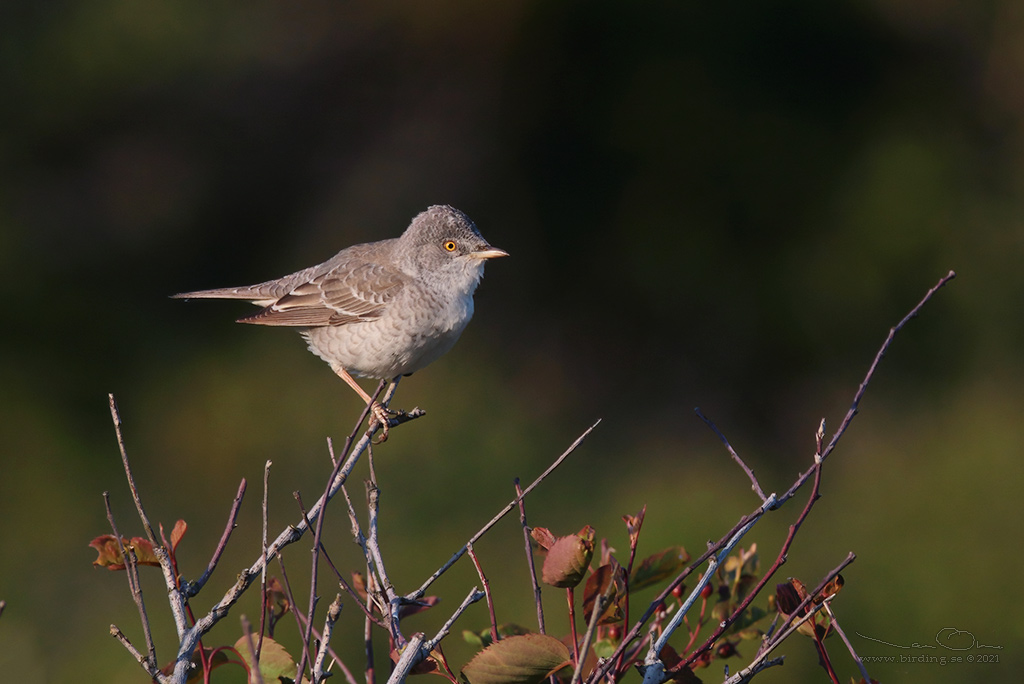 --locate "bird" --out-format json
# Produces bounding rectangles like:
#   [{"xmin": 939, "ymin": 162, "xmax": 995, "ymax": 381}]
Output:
[{"xmin": 173, "ymin": 205, "xmax": 508, "ymax": 441}]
